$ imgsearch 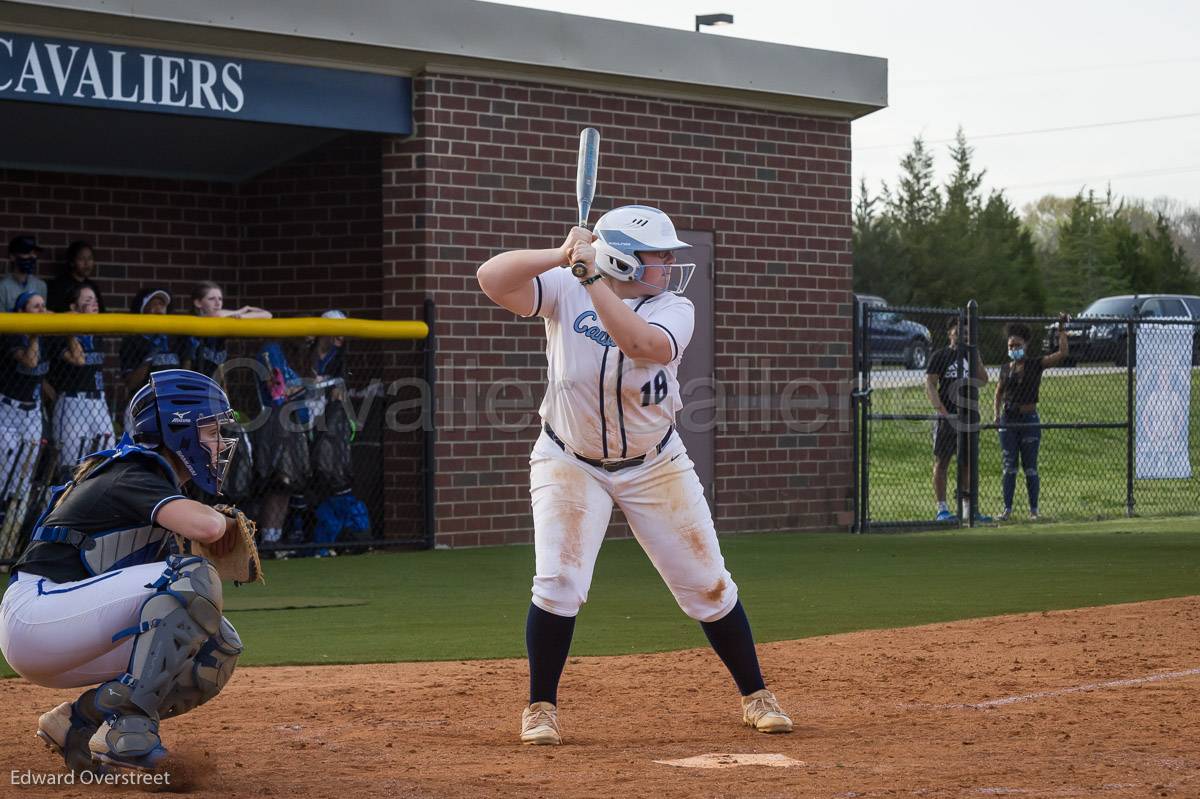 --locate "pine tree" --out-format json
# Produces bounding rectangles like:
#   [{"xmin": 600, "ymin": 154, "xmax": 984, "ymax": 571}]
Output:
[
  {"xmin": 884, "ymin": 137, "xmax": 942, "ymax": 305},
  {"xmin": 1042, "ymin": 191, "xmax": 1128, "ymax": 312},
  {"xmin": 1143, "ymin": 213, "xmax": 1196, "ymax": 294},
  {"xmin": 852, "ymin": 181, "xmax": 903, "ymax": 298}
]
